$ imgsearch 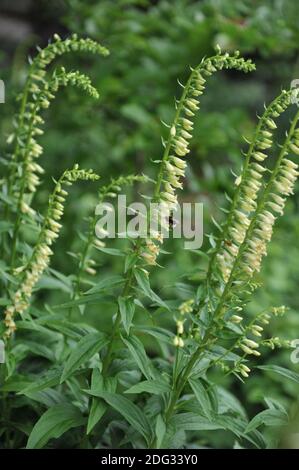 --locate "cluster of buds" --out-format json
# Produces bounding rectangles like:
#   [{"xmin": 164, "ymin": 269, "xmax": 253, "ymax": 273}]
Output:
[
  {"xmin": 179, "ymin": 298, "xmax": 194, "ymax": 315},
  {"xmin": 3, "ymin": 165, "xmax": 99, "ymax": 339},
  {"xmin": 71, "ymin": 174, "xmax": 150, "ymax": 294},
  {"xmin": 173, "ymin": 315, "xmax": 185, "ymax": 348},
  {"xmin": 271, "ymin": 305, "xmax": 287, "ymax": 316},
  {"xmin": 230, "ymin": 305, "xmax": 291, "ymax": 377},
  {"xmin": 141, "ymin": 239, "xmax": 160, "ymax": 265},
  {"xmin": 239, "ymin": 337, "xmax": 261, "ymax": 357},
  {"xmin": 173, "ymin": 298, "xmax": 196, "ymax": 348},
  {"xmin": 262, "ymin": 337, "xmax": 292, "ymax": 350},
  {"xmin": 235, "ymin": 362, "xmax": 251, "ymax": 378},
  {"xmin": 172, "ymin": 299, "xmax": 195, "ymax": 348},
  {"xmin": 84, "ymin": 259, "xmax": 97, "ymax": 276},
  {"xmin": 30, "ymin": 34, "xmax": 109, "ymax": 79},
  {"xmin": 216, "ymin": 90, "xmax": 294, "ymax": 283},
  {"xmin": 173, "ymin": 335, "xmax": 184, "ymax": 348},
  {"xmin": 162, "ymin": 50, "xmax": 255, "ymax": 211}
]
